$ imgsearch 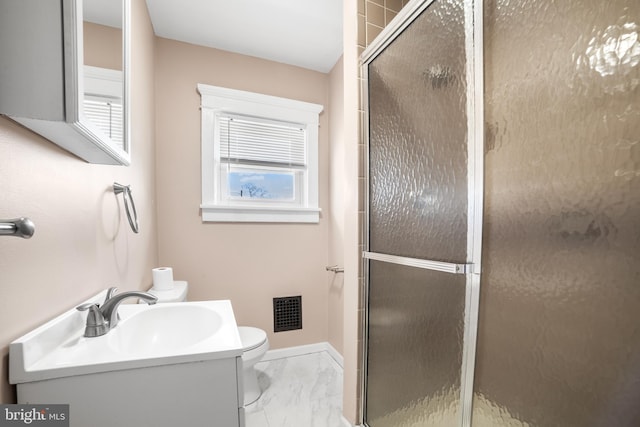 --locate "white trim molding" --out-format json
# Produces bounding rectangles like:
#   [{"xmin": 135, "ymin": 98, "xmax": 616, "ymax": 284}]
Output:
[
  {"xmin": 341, "ymin": 416, "xmax": 357, "ymax": 427},
  {"xmin": 197, "ymin": 83, "xmax": 324, "ymax": 223},
  {"xmin": 262, "ymin": 341, "xmax": 343, "ymax": 368},
  {"xmin": 200, "ymin": 204, "xmax": 322, "ymax": 224}
]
